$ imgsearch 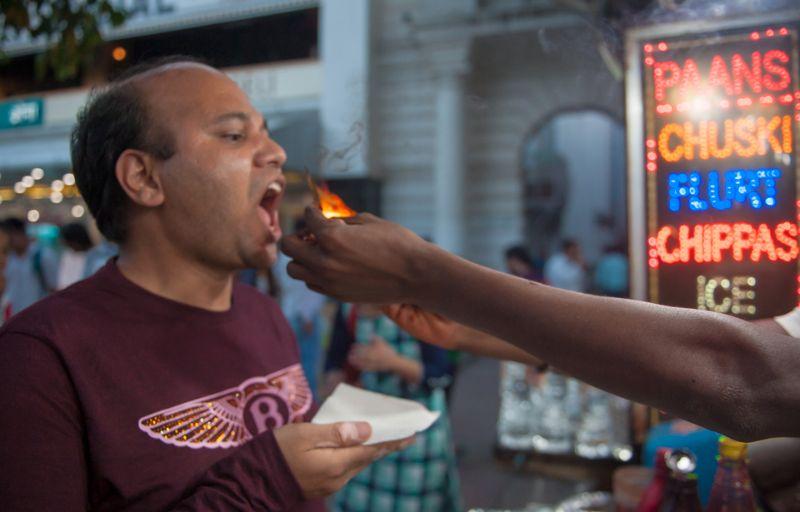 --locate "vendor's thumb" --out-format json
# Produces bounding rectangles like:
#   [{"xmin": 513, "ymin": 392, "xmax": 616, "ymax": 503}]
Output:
[
  {"xmin": 303, "ymin": 205, "xmax": 330, "ymax": 232},
  {"xmin": 312, "ymin": 421, "xmax": 372, "ymax": 449},
  {"xmin": 381, "ymin": 304, "xmax": 402, "ymax": 319}
]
